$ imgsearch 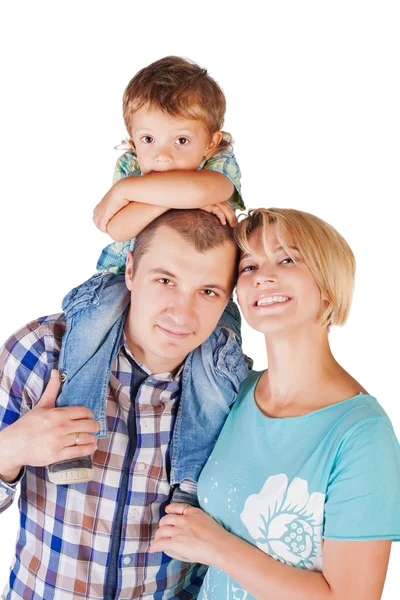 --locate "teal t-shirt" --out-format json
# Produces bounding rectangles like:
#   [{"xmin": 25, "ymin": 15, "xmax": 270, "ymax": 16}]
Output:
[{"xmin": 197, "ymin": 370, "xmax": 400, "ymax": 600}]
